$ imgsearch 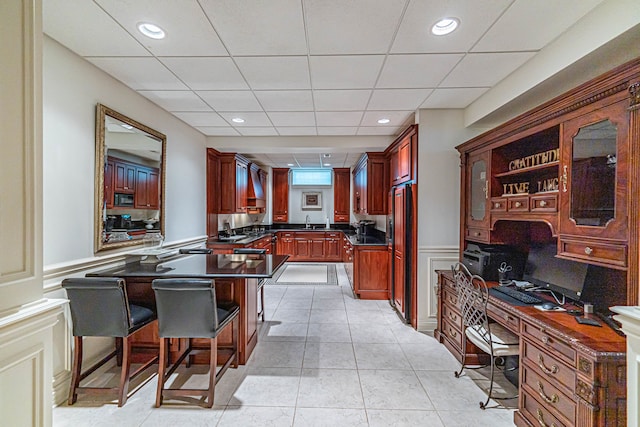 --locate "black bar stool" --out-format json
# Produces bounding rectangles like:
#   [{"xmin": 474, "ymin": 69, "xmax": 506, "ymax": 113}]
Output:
[
  {"xmin": 62, "ymin": 277, "xmax": 158, "ymax": 407},
  {"xmin": 151, "ymin": 279, "xmax": 240, "ymax": 408},
  {"xmin": 233, "ymin": 248, "xmax": 267, "ymax": 322}
]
